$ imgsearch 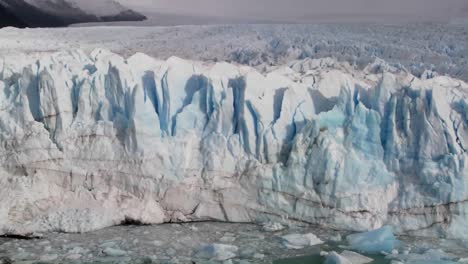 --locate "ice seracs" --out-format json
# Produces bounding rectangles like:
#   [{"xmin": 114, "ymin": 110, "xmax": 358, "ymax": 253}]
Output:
[{"xmin": 0, "ymin": 49, "xmax": 466, "ymax": 239}]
